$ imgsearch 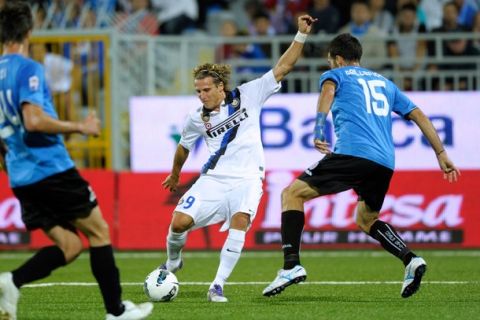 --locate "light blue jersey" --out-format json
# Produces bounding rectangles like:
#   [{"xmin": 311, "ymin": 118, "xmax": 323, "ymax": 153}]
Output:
[
  {"xmin": 319, "ymin": 66, "xmax": 416, "ymax": 169},
  {"xmin": 0, "ymin": 54, "xmax": 74, "ymax": 187}
]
